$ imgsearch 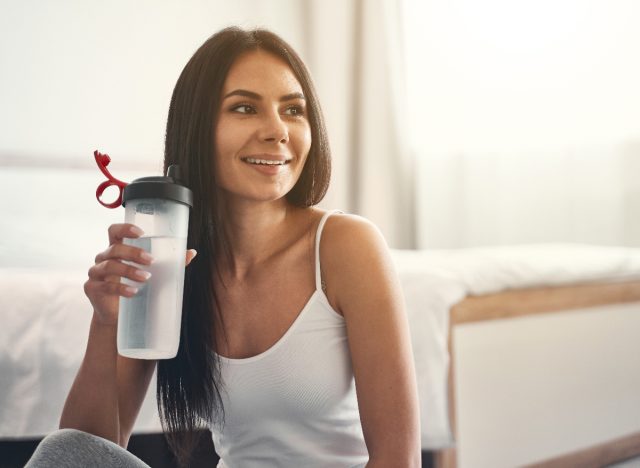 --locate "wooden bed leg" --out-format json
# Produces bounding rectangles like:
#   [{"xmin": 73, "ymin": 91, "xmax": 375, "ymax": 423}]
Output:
[{"xmin": 434, "ymin": 313, "xmax": 458, "ymax": 468}]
